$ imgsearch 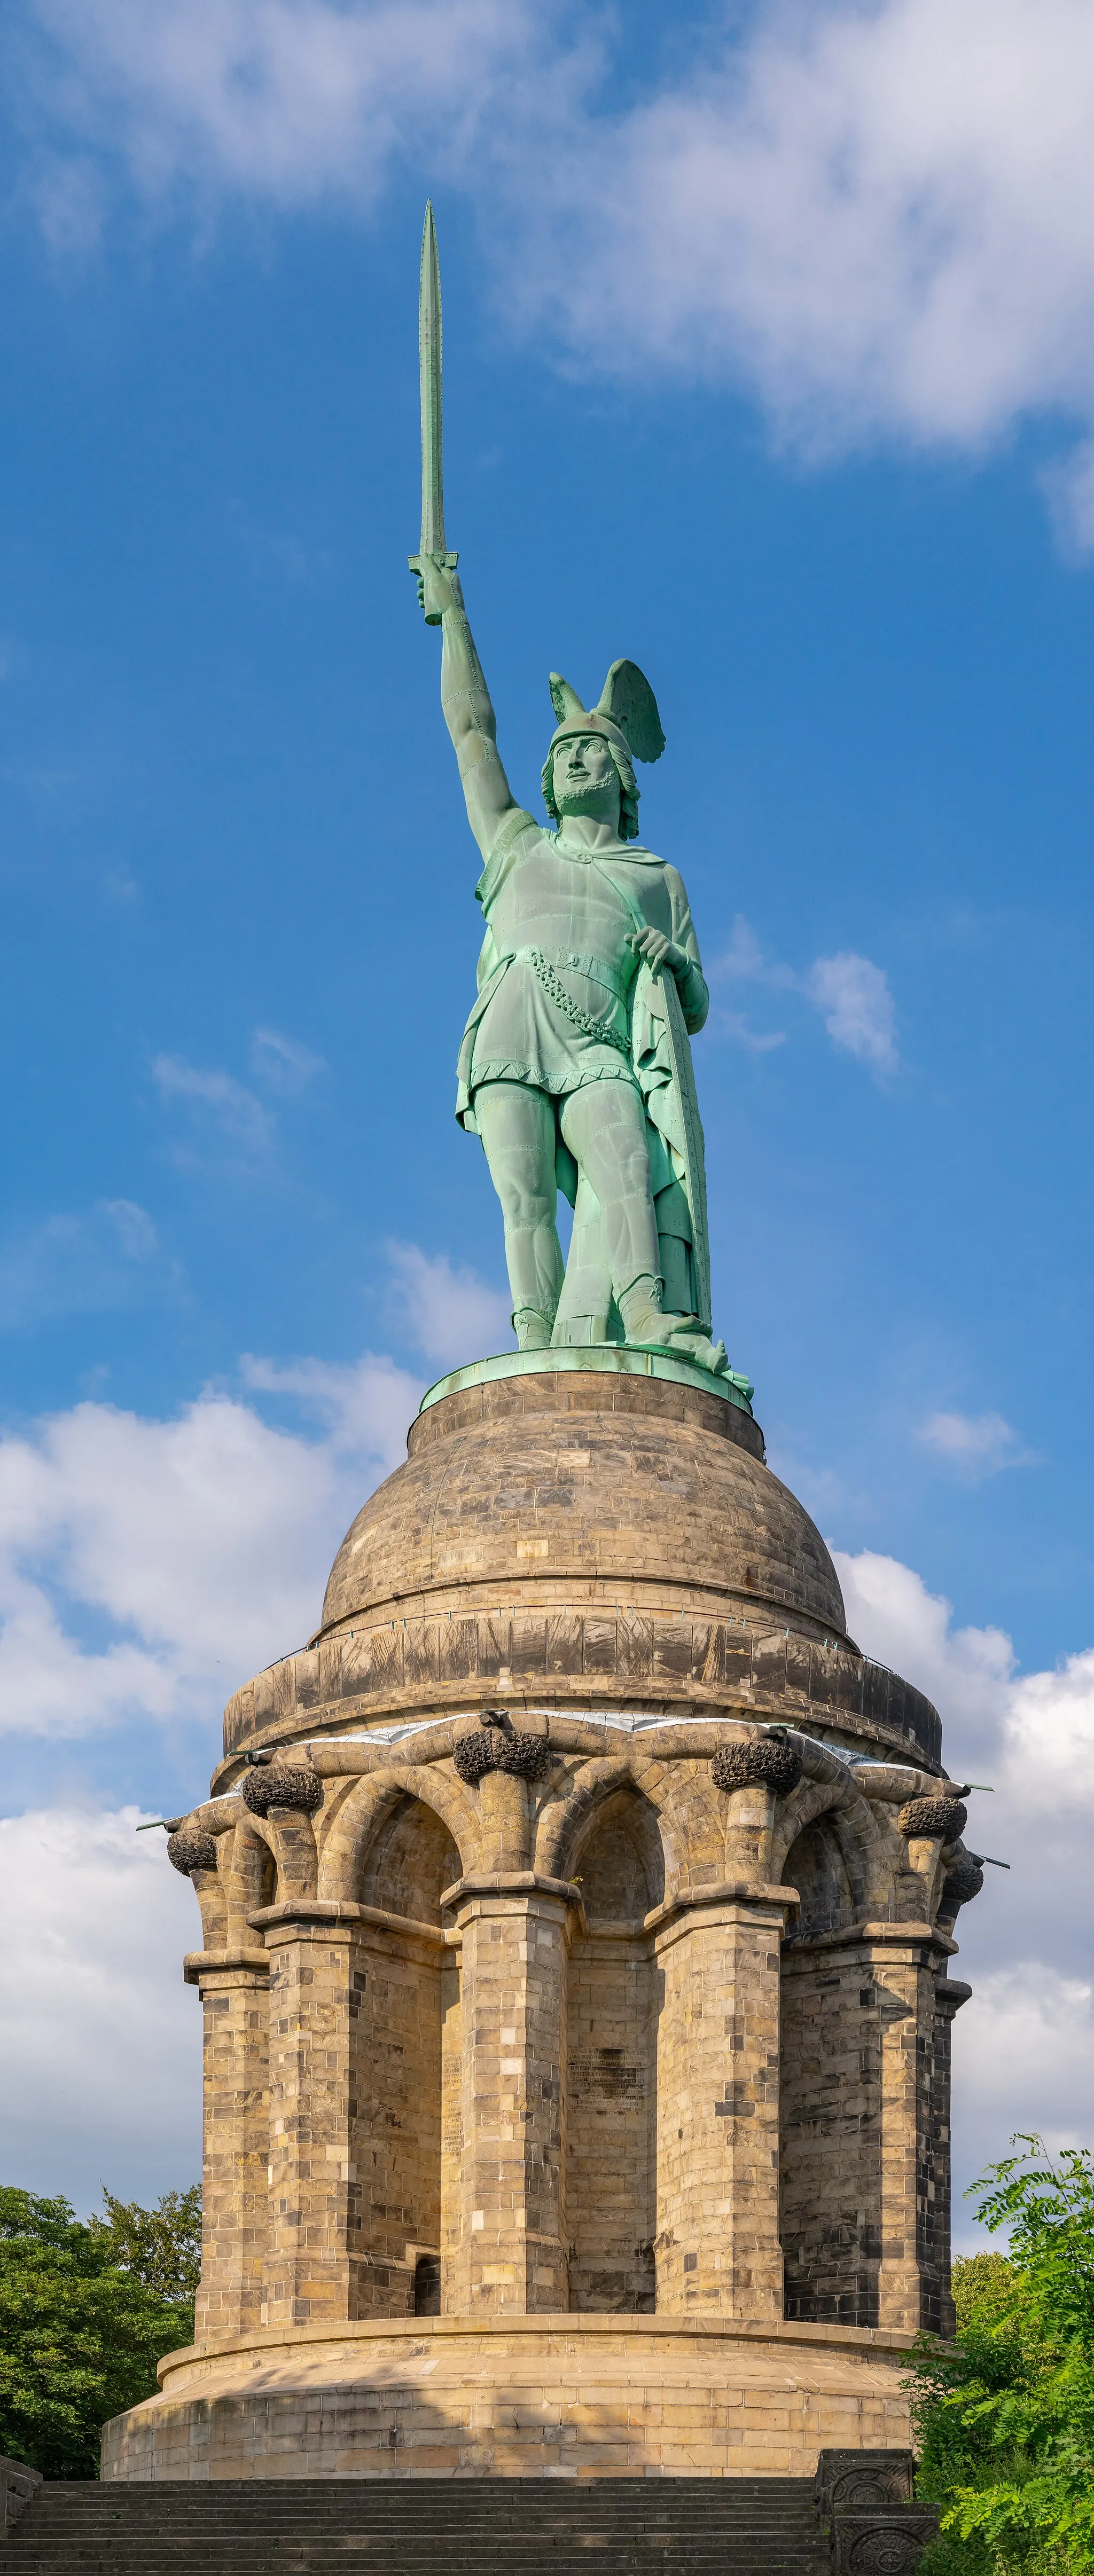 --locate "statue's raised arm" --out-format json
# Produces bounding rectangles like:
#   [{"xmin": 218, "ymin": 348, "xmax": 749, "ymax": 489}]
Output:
[{"xmin": 415, "ymin": 555, "xmax": 523, "ymax": 861}]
